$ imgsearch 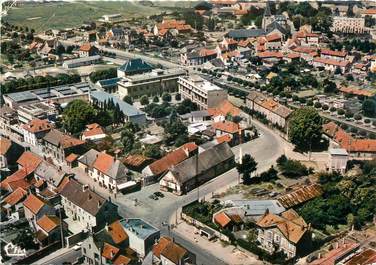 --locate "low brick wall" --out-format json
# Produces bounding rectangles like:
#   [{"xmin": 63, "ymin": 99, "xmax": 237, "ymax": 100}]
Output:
[{"xmin": 181, "ymin": 213, "xmax": 230, "ymax": 242}]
